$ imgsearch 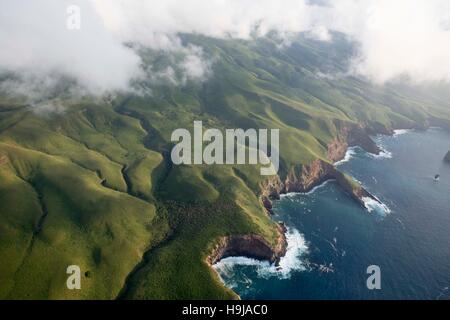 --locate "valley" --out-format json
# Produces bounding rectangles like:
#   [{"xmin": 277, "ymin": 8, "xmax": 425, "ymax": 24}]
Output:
[{"xmin": 1, "ymin": 33, "xmax": 449, "ymax": 299}]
